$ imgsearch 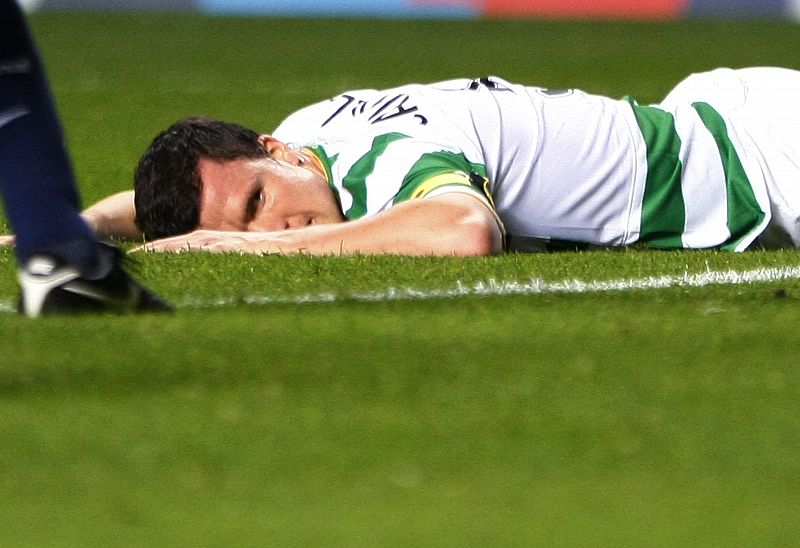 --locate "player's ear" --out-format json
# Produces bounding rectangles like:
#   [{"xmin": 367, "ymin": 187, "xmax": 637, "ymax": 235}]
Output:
[
  {"xmin": 258, "ymin": 135, "xmax": 285, "ymax": 157},
  {"xmin": 258, "ymin": 135, "xmax": 306, "ymax": 166}
]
